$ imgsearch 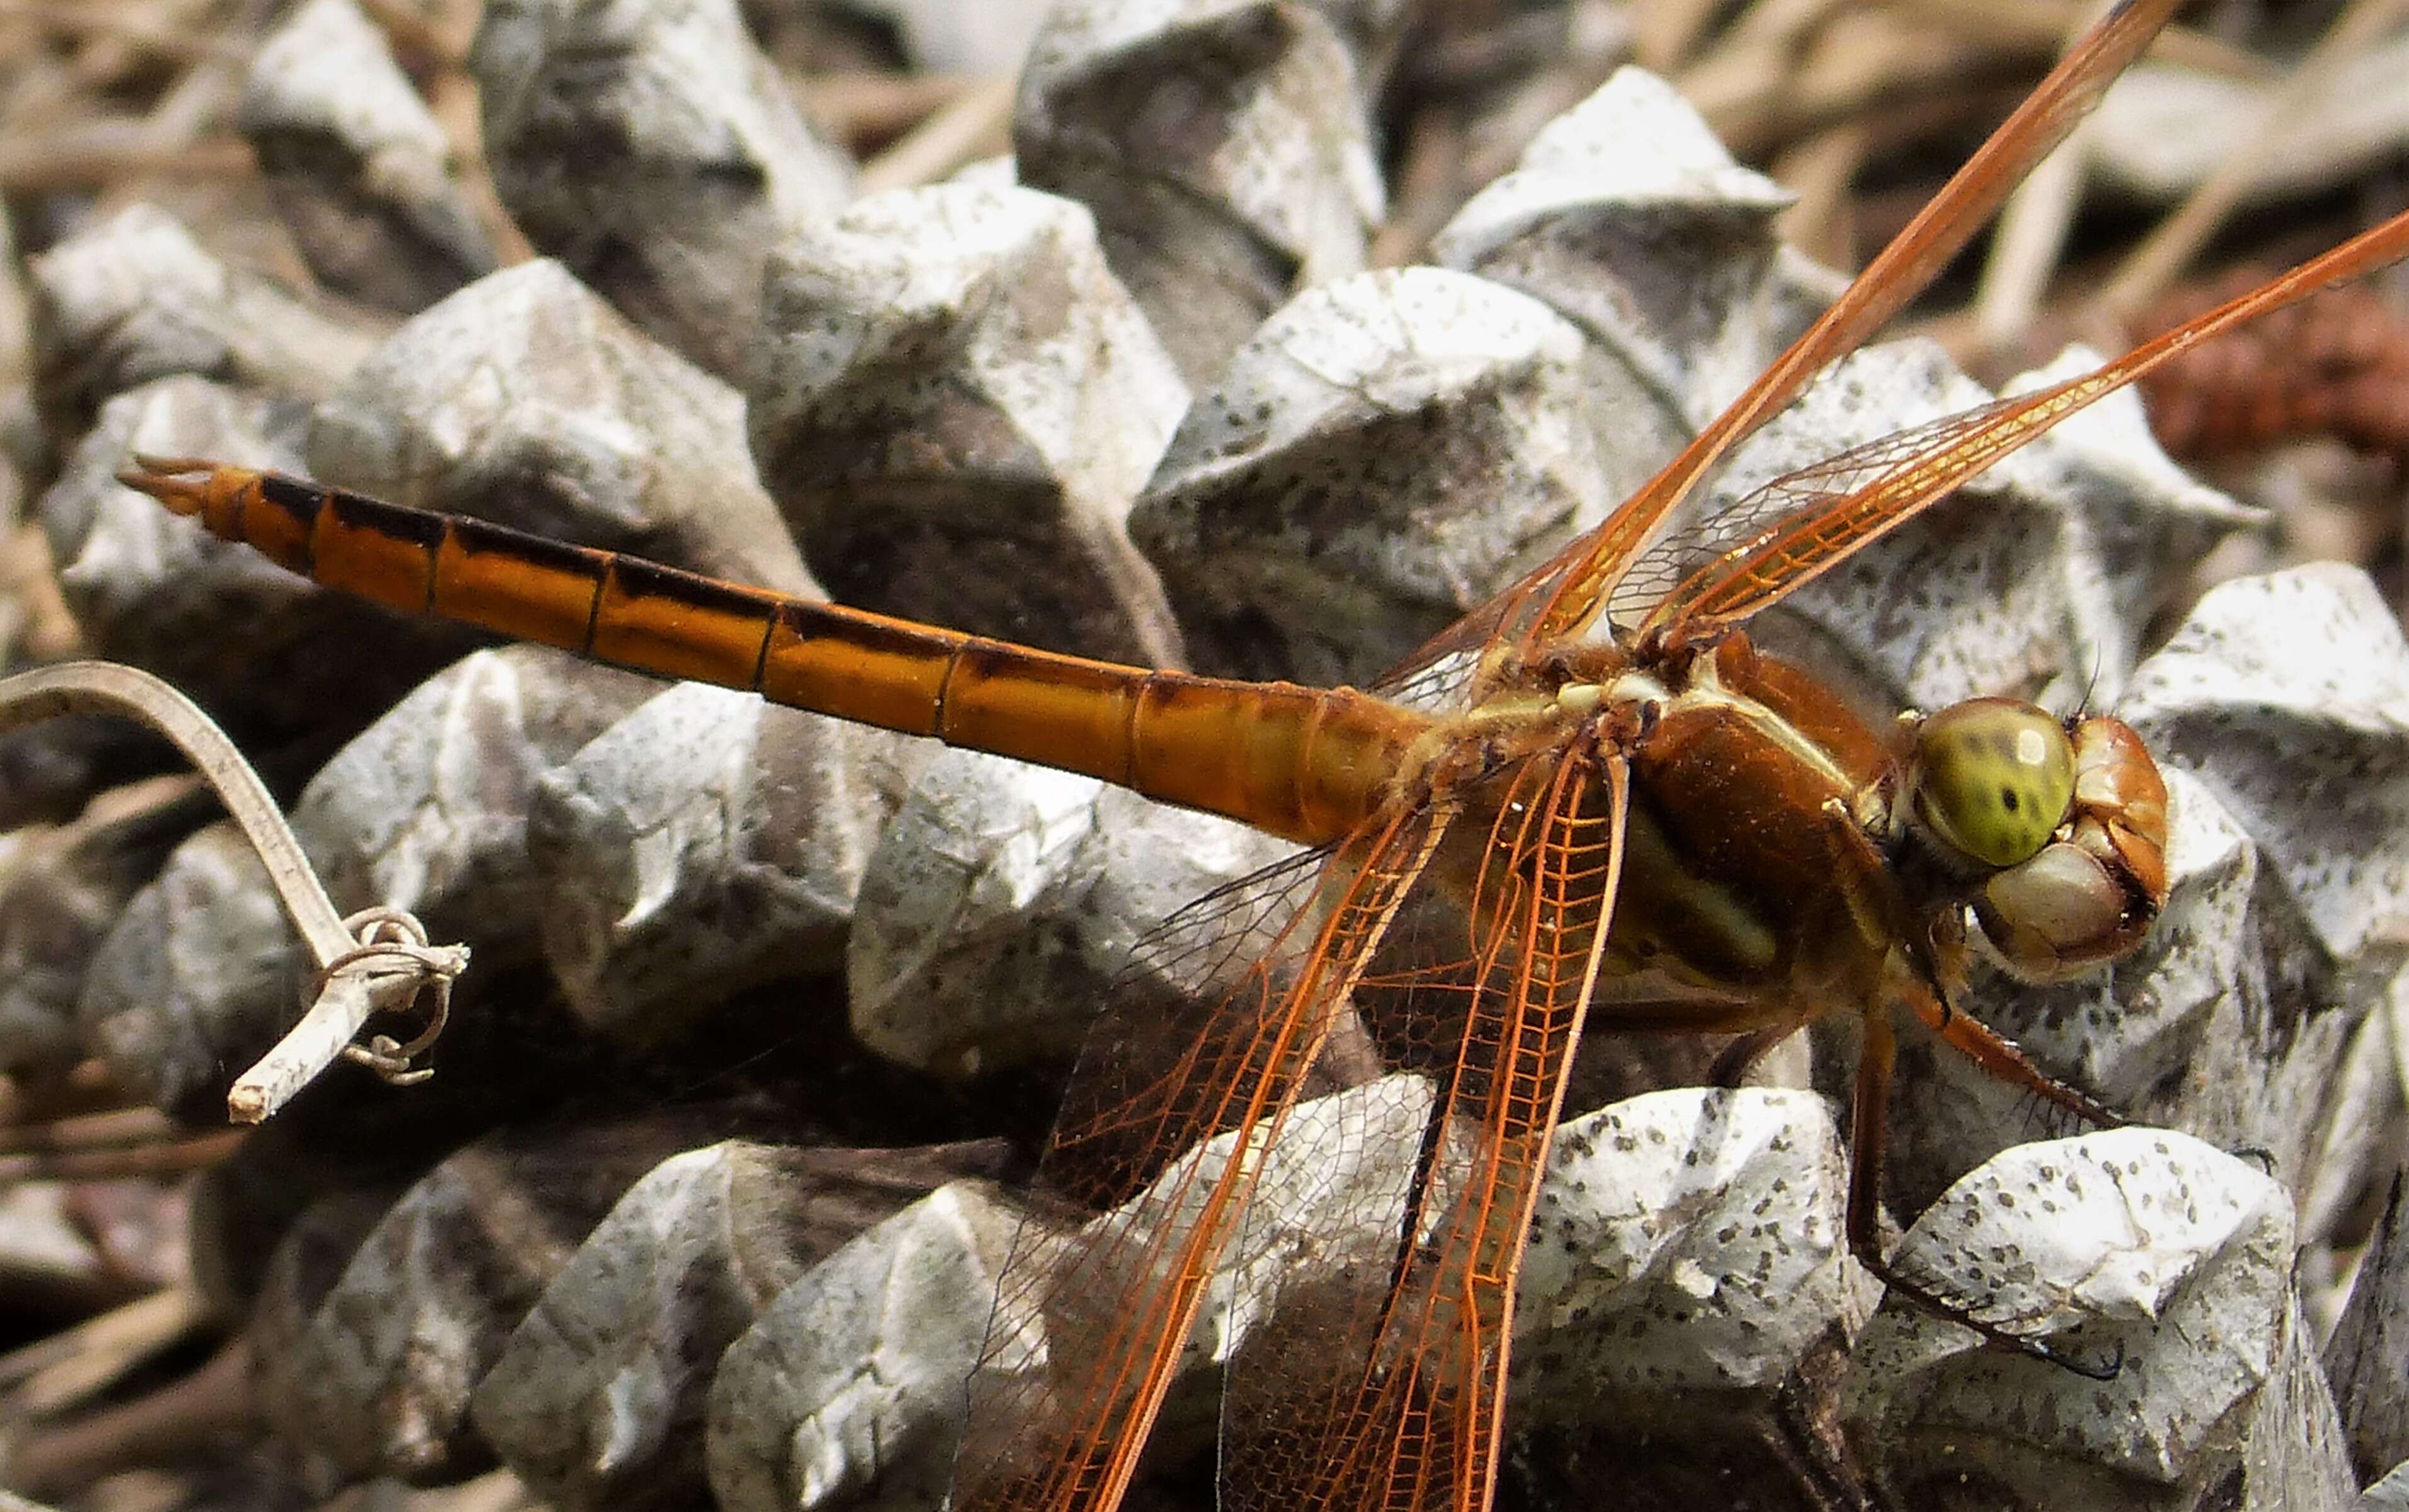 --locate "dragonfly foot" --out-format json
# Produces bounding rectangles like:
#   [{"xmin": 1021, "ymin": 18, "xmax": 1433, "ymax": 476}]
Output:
[
  {"xmin": 1864, "ymin": 1254, "xmax": 2127, "ymax": 1382},
  {"xmin": 2017, "ymin": 1333, "xmax": 2124, "ymax": 1382}
]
